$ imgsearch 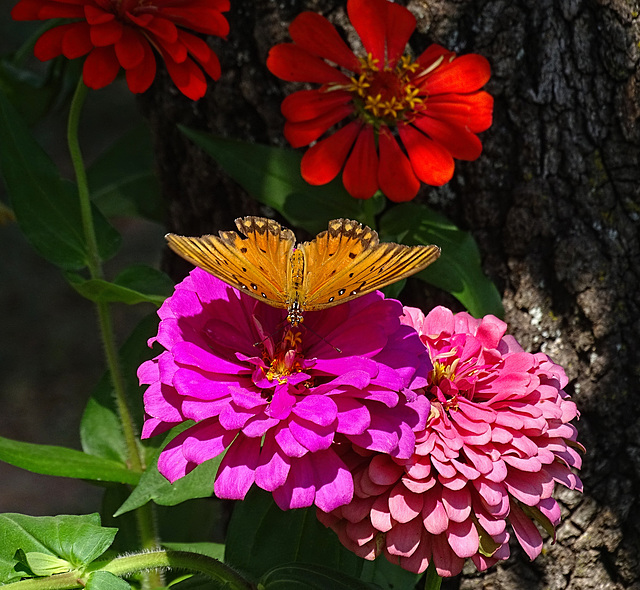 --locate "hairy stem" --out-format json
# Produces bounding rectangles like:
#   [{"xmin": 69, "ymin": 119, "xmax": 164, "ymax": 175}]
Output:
[{"xmin": 3, "ymin": 550, "xmax": 254, "ymax": 590}]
